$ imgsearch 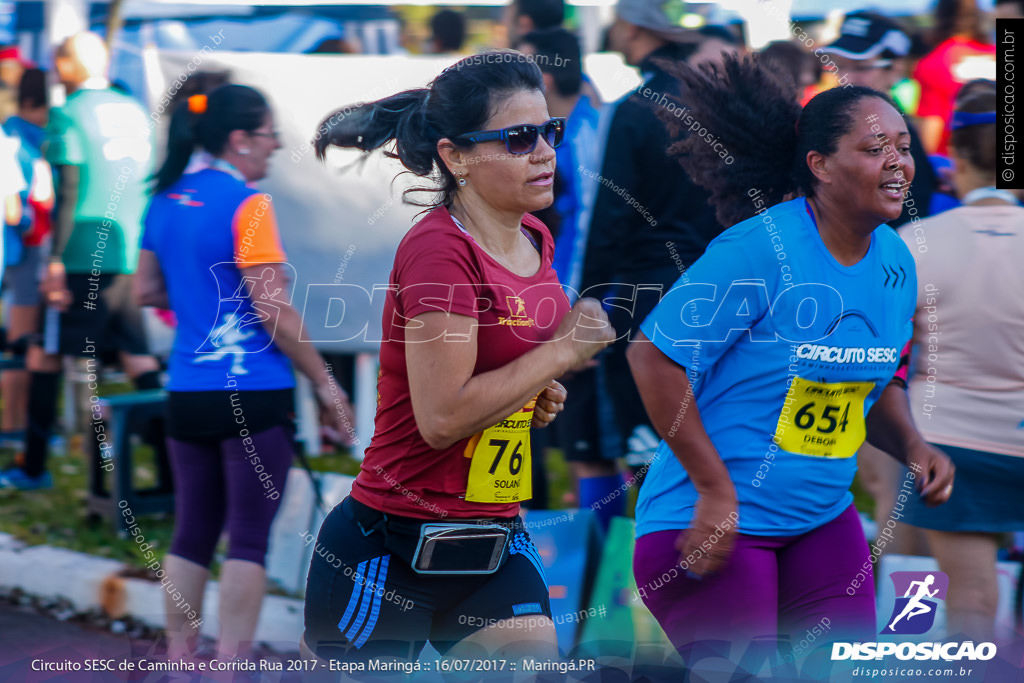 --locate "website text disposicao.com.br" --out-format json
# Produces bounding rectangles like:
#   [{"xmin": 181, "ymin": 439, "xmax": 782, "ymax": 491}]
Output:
[
  {"xmin": 851, "ymin": 665, "xmax": 977, "ymax": 679},
  {"xmin": 835, "ymin": 640, "xmax": 995, "ymax": 679}
]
